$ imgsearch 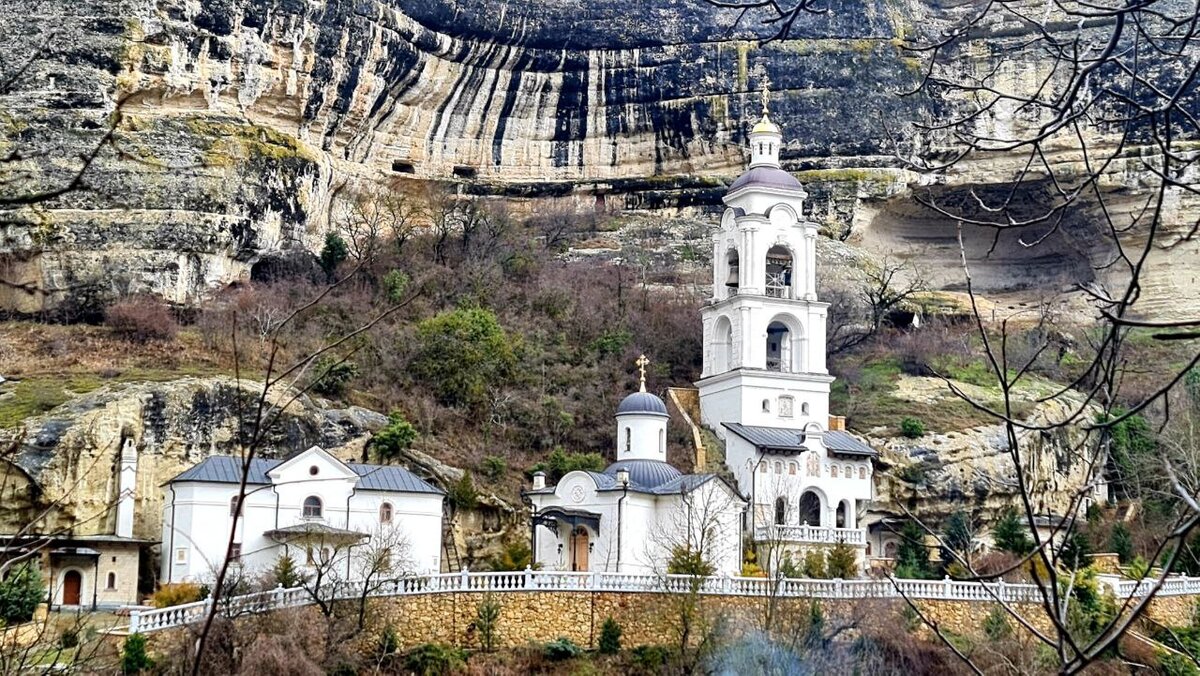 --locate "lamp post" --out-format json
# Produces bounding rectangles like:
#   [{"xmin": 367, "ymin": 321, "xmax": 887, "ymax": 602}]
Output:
[{"xmin": 616, "ymin": 468, "xmax": 630, "ymax": 573}]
